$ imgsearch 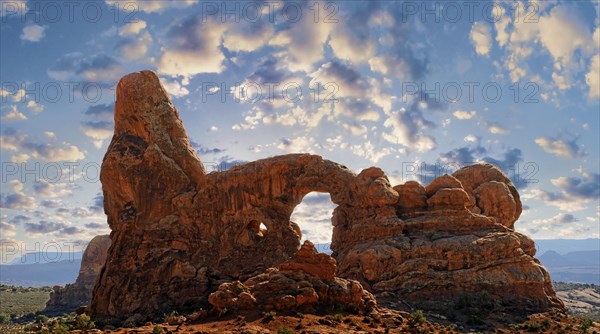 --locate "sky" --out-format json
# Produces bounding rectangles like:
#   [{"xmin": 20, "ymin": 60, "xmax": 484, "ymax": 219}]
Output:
[{"xmin": 0, "ymin": 0, "xmax": 599, "ymax": 263}]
